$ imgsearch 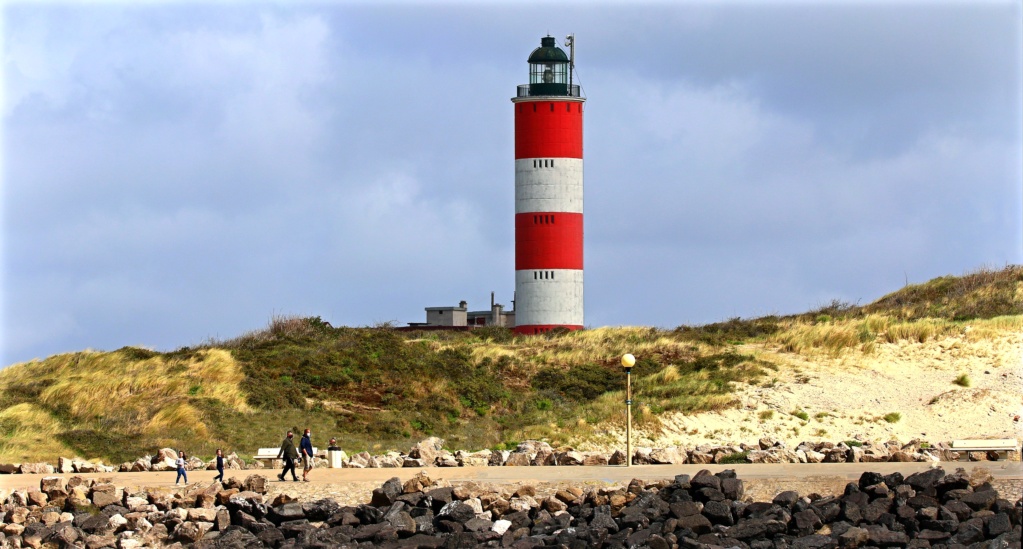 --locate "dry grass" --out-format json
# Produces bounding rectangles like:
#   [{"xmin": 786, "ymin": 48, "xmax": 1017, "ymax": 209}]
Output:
[{"xmin": 0, "ymin": 403, "xmax": 71, "ymax": 462}]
